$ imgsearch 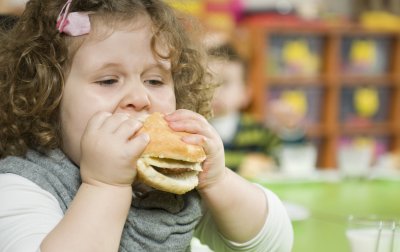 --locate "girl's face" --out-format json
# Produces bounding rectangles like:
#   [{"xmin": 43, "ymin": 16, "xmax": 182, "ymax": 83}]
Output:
[{"xmin": 60, "ymin": 20, "xmax": 176, "ymax": 165}]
